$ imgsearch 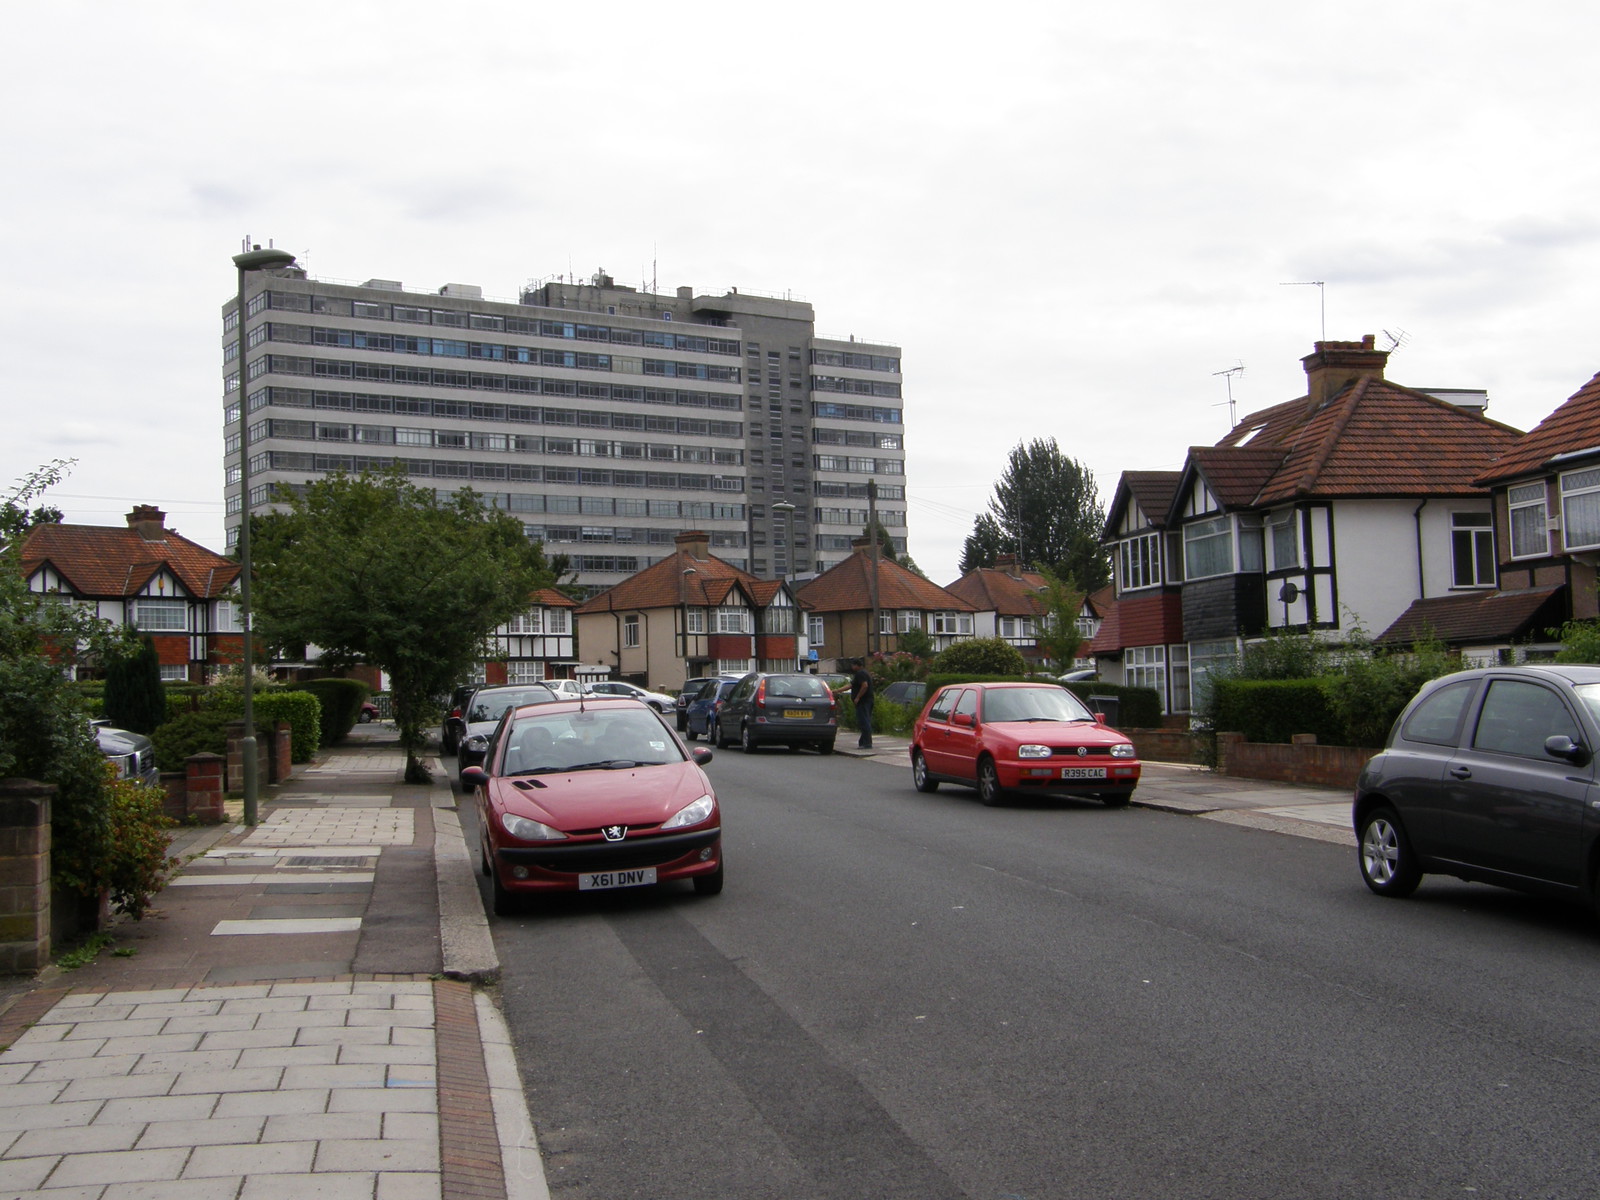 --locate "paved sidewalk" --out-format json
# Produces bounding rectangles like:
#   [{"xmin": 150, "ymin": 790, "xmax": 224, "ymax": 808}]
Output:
[{"xmin": 0, "ymin": 724, "xmax": 546, "ymax": 1200}]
